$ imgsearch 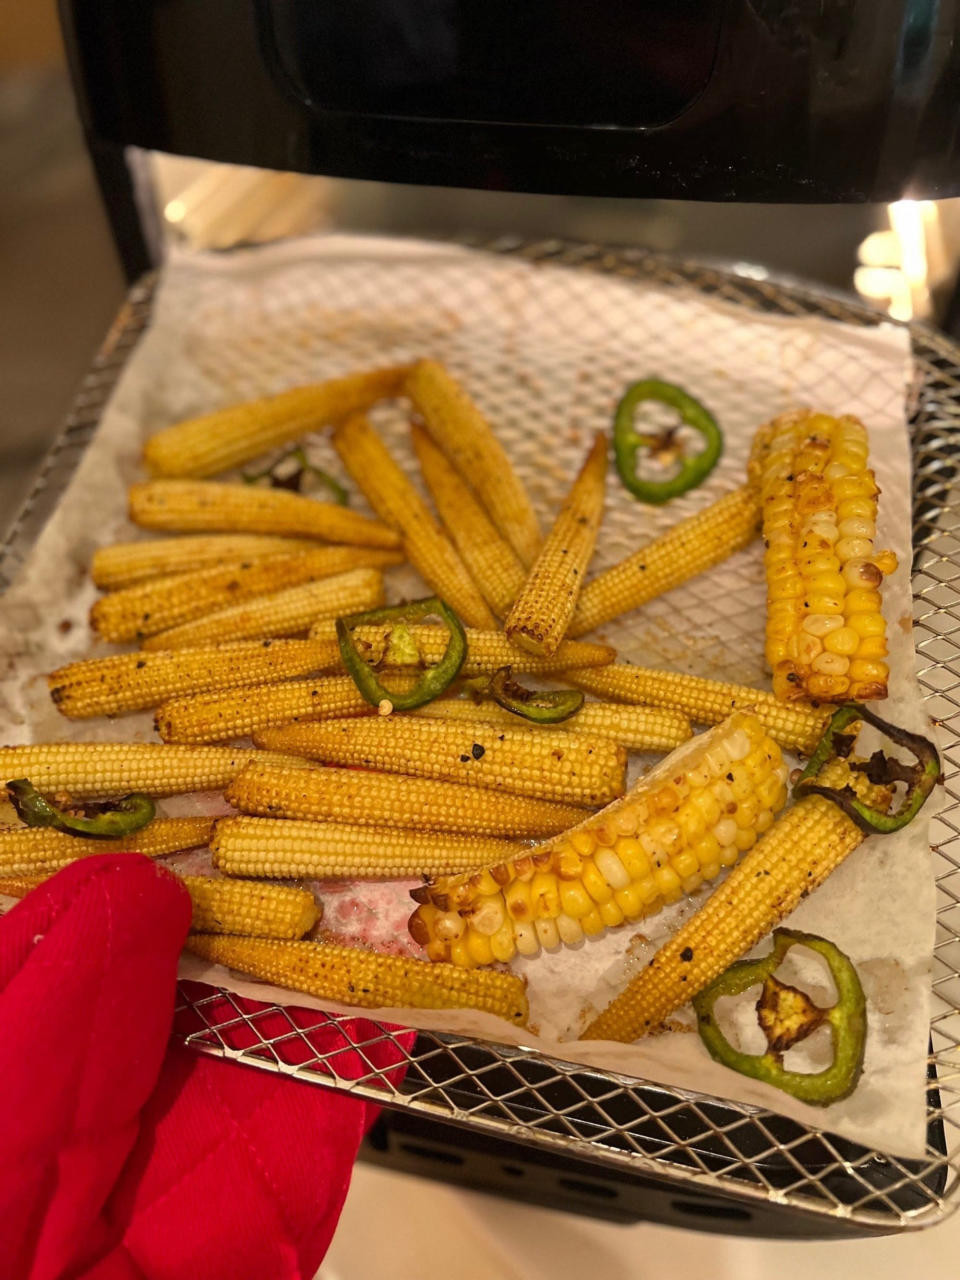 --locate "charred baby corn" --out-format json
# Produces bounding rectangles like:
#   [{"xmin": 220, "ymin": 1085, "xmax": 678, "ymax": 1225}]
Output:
[
  {"xmin": 211, "ymin": 816, "xmax": 522, "ymax": 879},
  {"xmin": 254, "ymin": 717, "xmax": 626, "ymax": 806},
  {"xmin": 91, "ymin": 534, "xmax": 322, "ymax": 590},
  {"xmin": 226, "ymin": 762, "xmax": 589, "ymax": 837},
  {"xmin": 567, "ymin": 665, "xmax": 830, "ymax": 756},
  {"xmin": 0, "ymin": 815, "xmax": 213, "ymax": 877},
  {"xmin": 142, "ymin": 366, "xmax": 409, "ymax": 478},
  {"xmin": 408, "ymin": 712, "xmax": 787, "ymax": 966},
  {"xmin": 332, "ymin": 412, "xmax": 496, "ymax": 628},
  {"xmin": 130, "ymin": 479, "xmax": 400, "ymax": 549},
  {"xmin": 749, "ymin": 410, "xmax": 897, "ymax": 702},
  {"xmin": 505, "ymin": 433, "xmax": 608, "ymax": 656},
  {"xmin": 581, "ymin": 759, "xmax": 888, "ymax": 1041},
  {"xmin": 186, "ymin": 932, "xmax": 529, "ymax": 1024},
  {"xmin": 183, "ymin": 875, "xmax": 320, "ymax": 938},
  {"xmin": 568, "ymin": 486, "xmax": 760, "ymax": 637}
]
